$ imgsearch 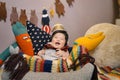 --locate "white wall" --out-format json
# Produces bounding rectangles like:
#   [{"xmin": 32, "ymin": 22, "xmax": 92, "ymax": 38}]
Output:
[{"xmin": 0, "ymin": 0, "xmax": 114, "ymax": 53}]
